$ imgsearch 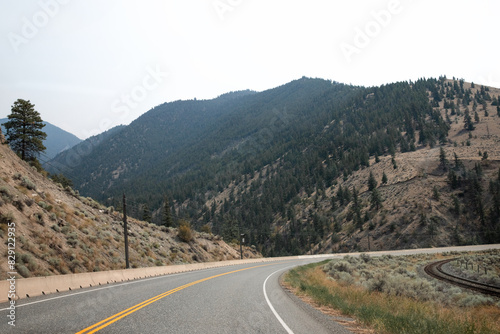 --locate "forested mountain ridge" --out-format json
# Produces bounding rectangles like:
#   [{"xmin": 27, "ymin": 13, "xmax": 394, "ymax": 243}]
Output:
[
  {"xmin": 49, "ymin": 77, "xmax": 357, "ymax": 206},
  {"xmin": 48, "ymin": 77, "xmax": 500, "ymax": 256}
]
